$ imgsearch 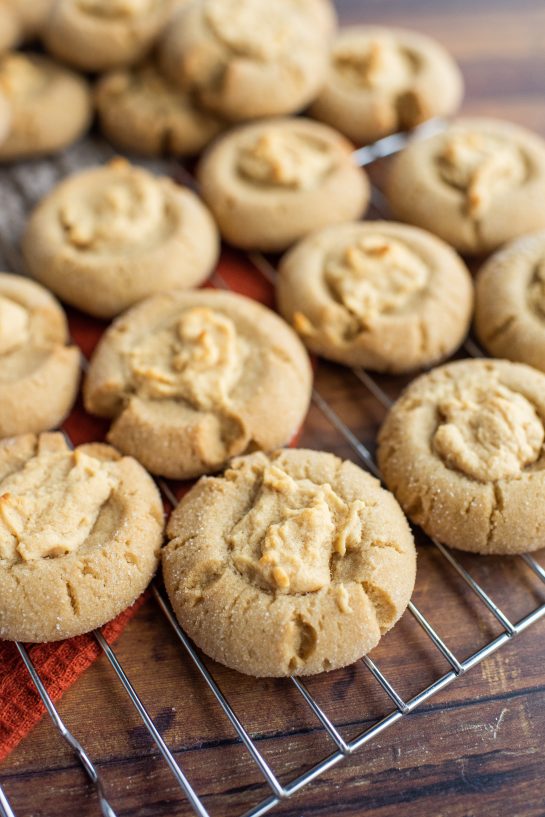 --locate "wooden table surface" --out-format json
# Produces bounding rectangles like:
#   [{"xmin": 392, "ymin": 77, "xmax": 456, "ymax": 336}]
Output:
[{"xmin": 2, "ymin": 2, "xmax": 545, "ymax": 816}]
